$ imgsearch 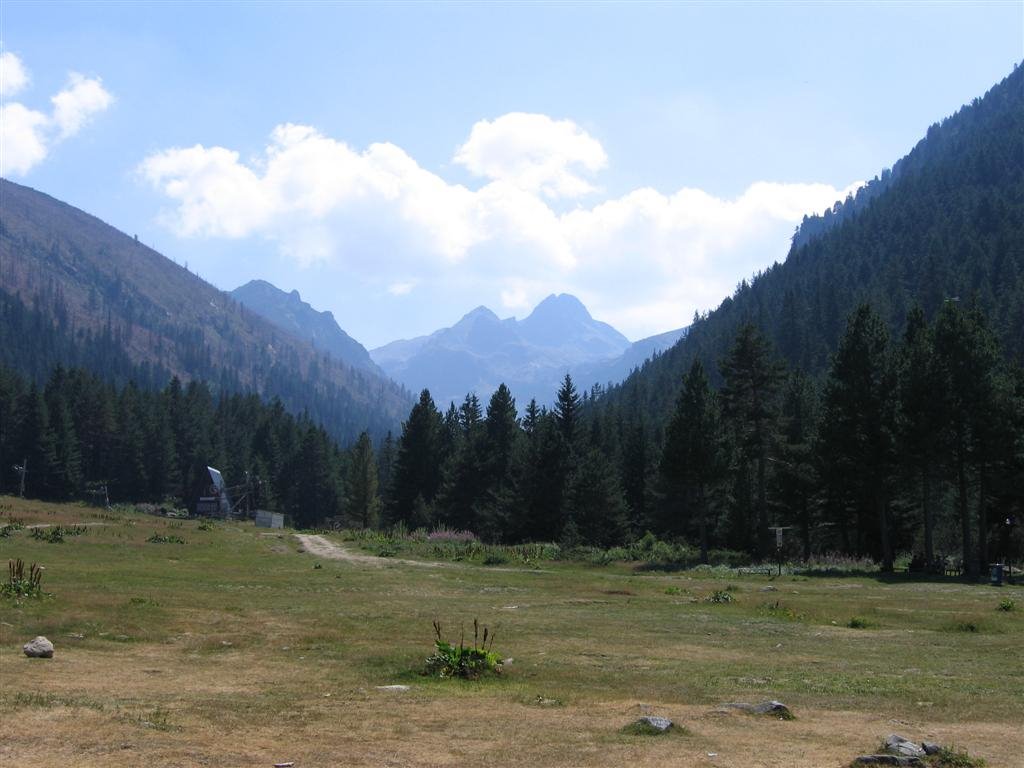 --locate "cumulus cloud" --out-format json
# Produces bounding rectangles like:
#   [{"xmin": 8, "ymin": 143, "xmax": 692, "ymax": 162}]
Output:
[
  {"xmin": 0, "ymin": 51, "xmax": 30, "ymax": 98},
  {"xmin": 140, "ymin": 116, "xmax": 859, "ymax": 340},
  {"xmin": 454, "ymin": 112, "xmax": 607, "ymax": 198},
  {"xmin": 0, "ymin": 53, "xmax": 112, "ymax": 176}
]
